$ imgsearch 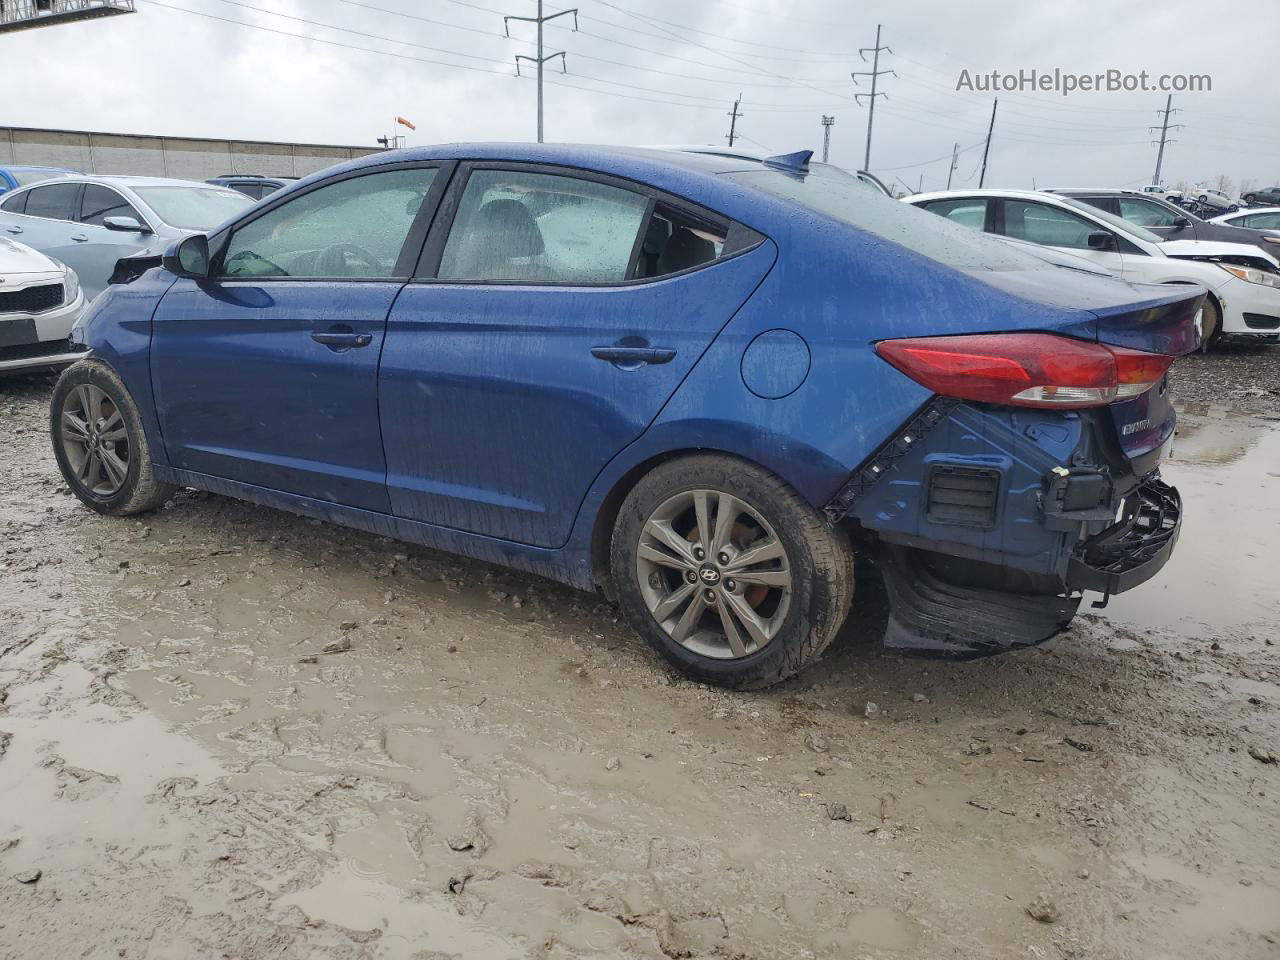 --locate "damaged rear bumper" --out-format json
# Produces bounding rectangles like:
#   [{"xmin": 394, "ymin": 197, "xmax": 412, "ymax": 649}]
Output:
[{"xmin": 1066, "ymin": 477, "xmax": 1180, "ymax": 596}]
